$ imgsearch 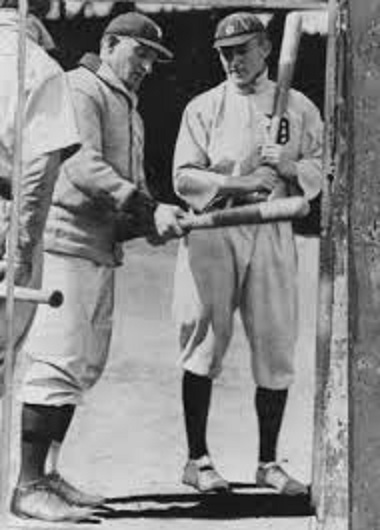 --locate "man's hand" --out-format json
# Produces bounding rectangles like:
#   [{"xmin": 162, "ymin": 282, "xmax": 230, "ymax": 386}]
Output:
[
  {"xmin": 260, "ymin": 143, "xmax": 298, "ymax": 183},
  {"xmin": 153, "ymin": 204, "xmax": 187, "ymax": 242},
  {"xmin": 248, "ymin": 166, "xmax": 280, "ymax": 193}
]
